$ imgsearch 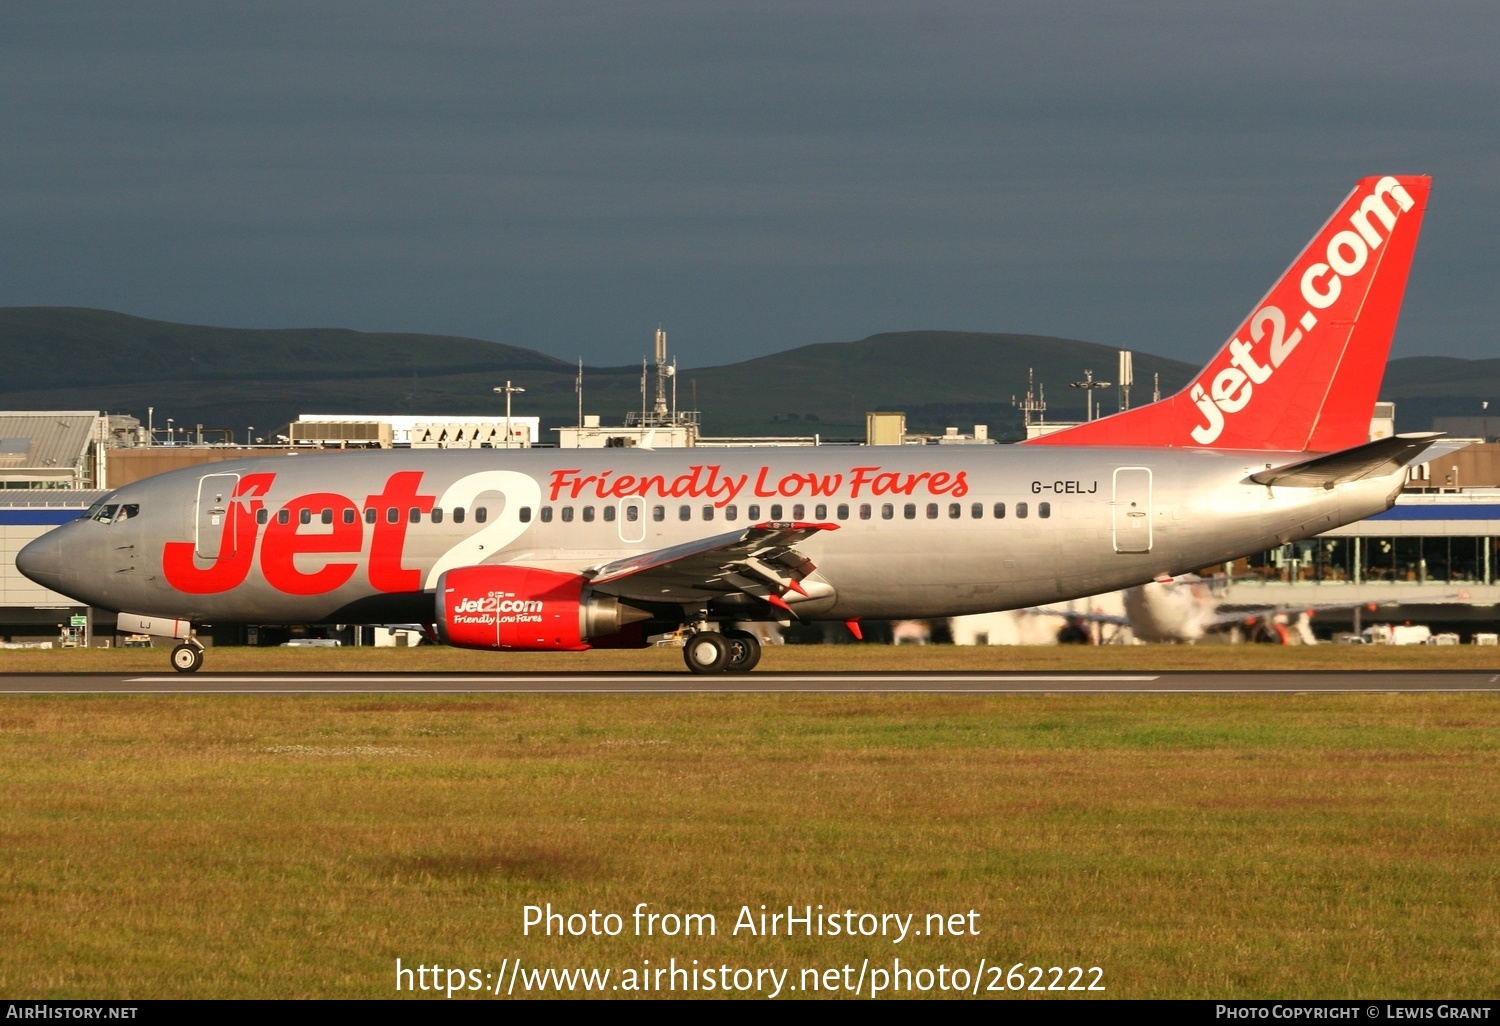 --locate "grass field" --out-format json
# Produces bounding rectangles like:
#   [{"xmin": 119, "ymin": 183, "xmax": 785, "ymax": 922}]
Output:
[{"xmin": 2, "ymin": 648, "xmax": 1498, "ymax": 999}]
